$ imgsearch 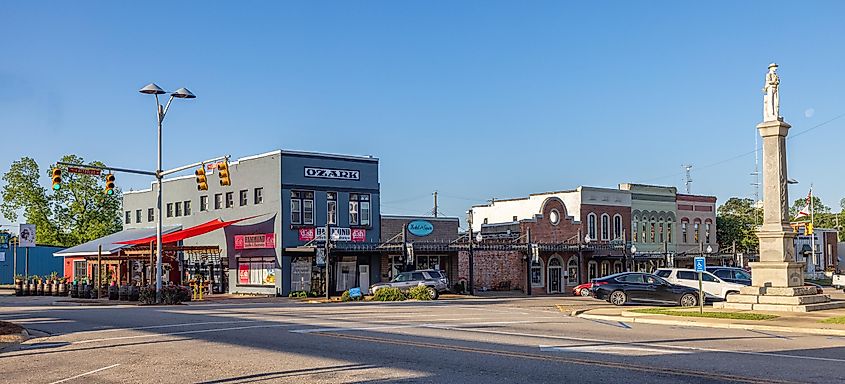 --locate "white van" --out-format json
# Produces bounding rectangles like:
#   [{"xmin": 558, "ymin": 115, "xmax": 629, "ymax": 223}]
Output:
[{"xmin": 654, "ymin": 268, "xmax": 745, "ymax": 300}]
